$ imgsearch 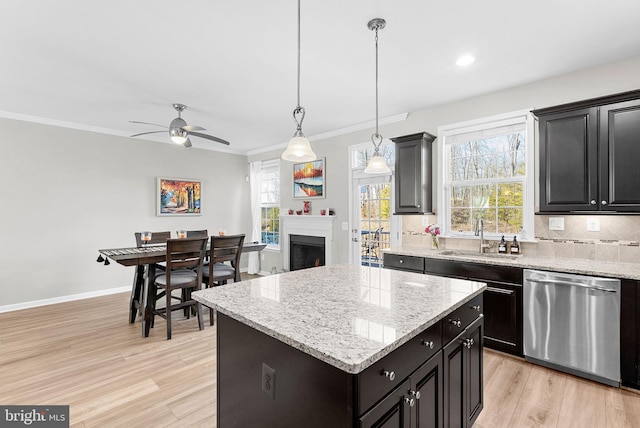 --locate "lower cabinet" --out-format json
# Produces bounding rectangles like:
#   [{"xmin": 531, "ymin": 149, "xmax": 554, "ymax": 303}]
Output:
[
  {"xmin": 360, "ymin": 352, "xmax": 444, "ymax": 428},
  {"xmin": 483, "ymin": 282, "xmax": 522, "ymax": 356},
  {"xmin": 443, "ymin": 316, "xmax": 484, "ymax": 428}
]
